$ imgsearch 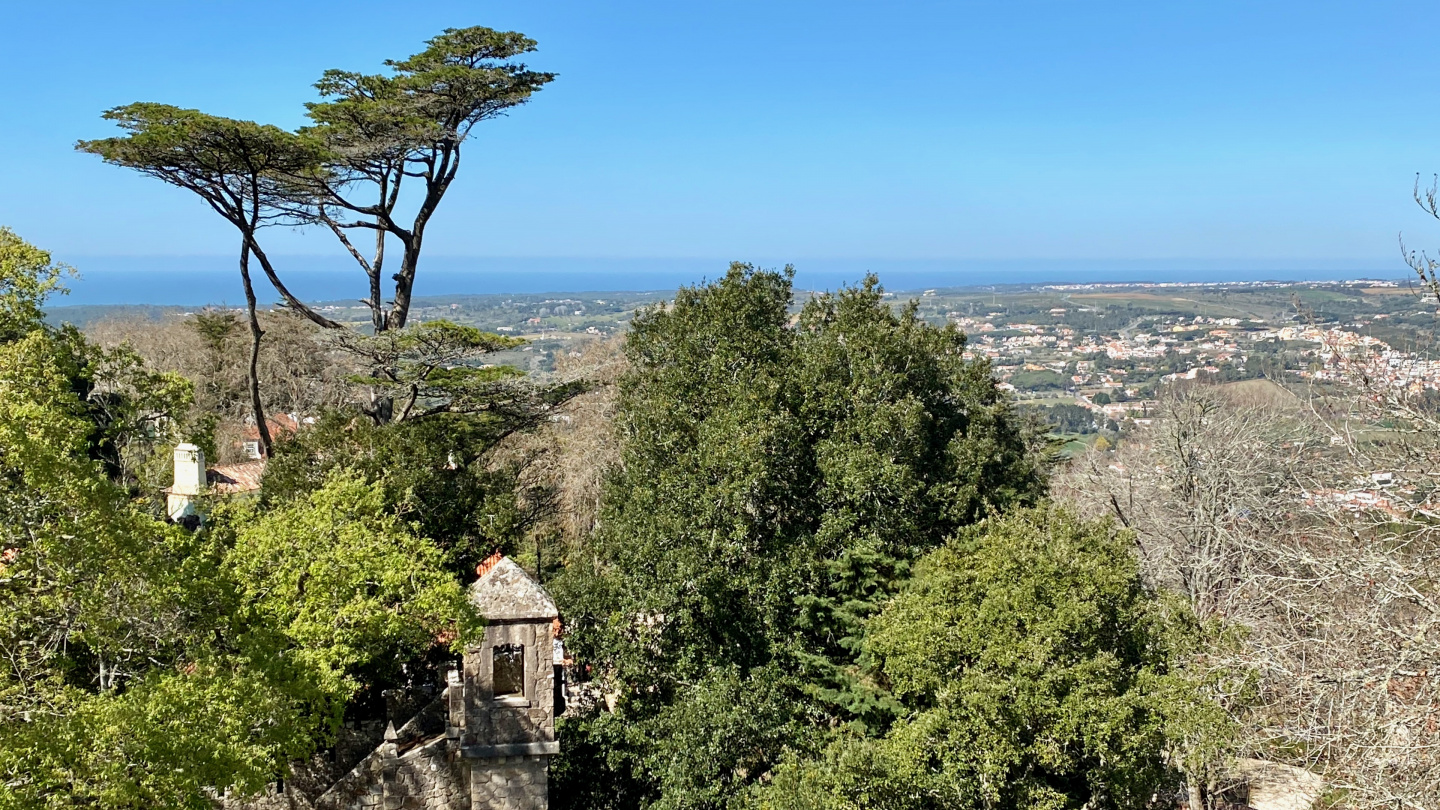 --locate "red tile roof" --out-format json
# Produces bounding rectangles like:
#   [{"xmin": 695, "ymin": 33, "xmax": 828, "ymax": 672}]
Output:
[
  {"xmin": 207, "ymin": 461, "xmax": 265, "ymax": 494},
  {"xmin": 475, "ymin": 551, "xmax": 504, "ymax": 579}
]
